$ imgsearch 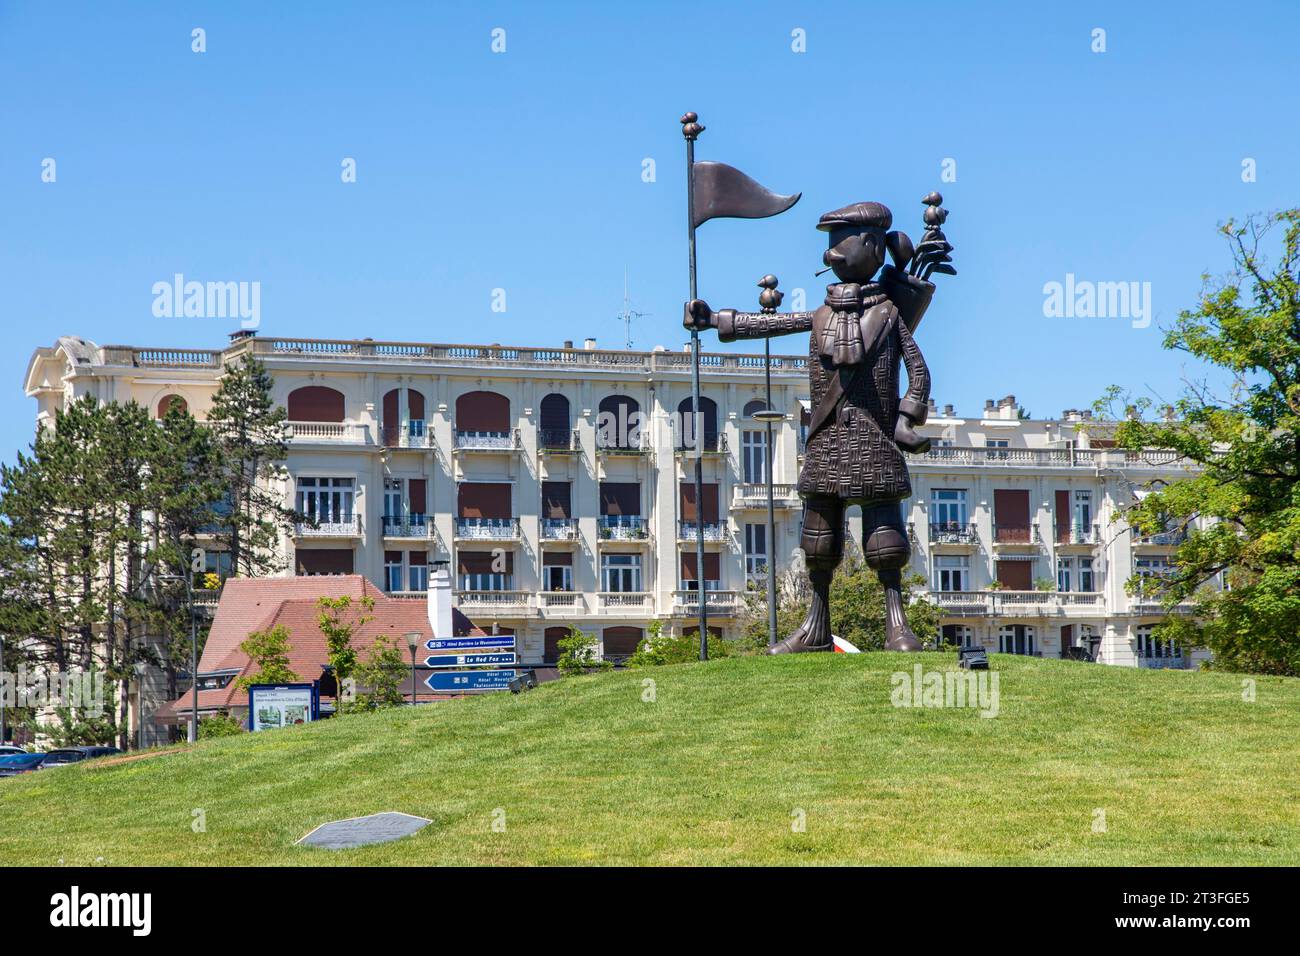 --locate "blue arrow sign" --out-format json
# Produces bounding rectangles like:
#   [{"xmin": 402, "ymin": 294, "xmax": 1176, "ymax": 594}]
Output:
[
  {"xmin": 425, "ymin": 669, "xmax": 517, "ymax": 692},
  {"xmin": 424, "ymin": 636, "xmax": 516, "ymax": 652},
  {"xmin": 424, "ymin": 652, "xmax": 516, "ymax": 669}
]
